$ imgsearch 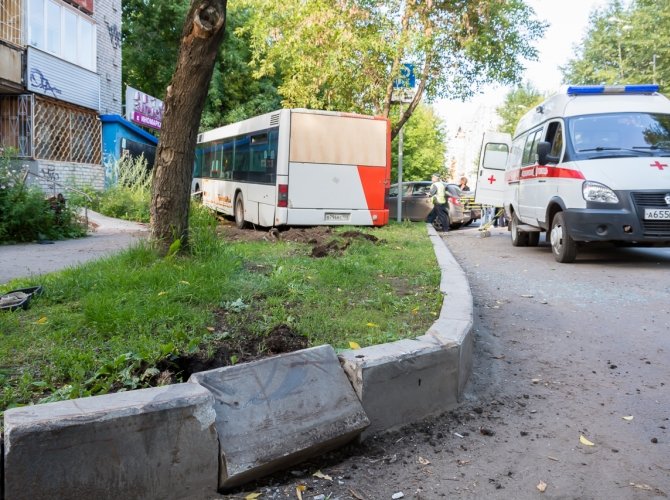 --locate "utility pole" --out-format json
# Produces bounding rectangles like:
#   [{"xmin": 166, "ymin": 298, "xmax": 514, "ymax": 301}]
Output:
[
  {"xmin": 397, "ymin": 102, "xmax": 404, "ymax": 223},
  {"xmin": 392, "ymin": 63, "xmax": 416, "ymax": 223}
]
